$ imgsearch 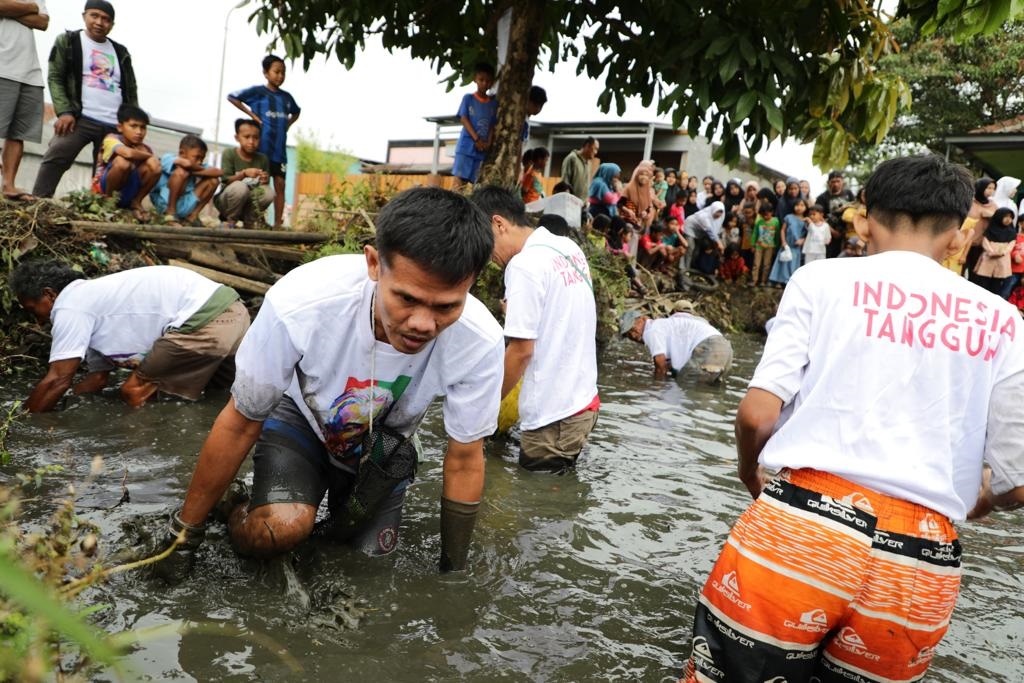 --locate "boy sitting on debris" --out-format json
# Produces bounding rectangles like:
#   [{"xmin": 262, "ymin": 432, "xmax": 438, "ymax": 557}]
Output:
[
  {"xmin": 216, "ymin": 118, "xmax": 272, "ymax": 228},
  {"xmin": 150, "ymin": 134, "xmax": 221, "ymax": 227},
  {"xmin": 91, "ymin": 104, "xmax": 160, "ymax": 221}
]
